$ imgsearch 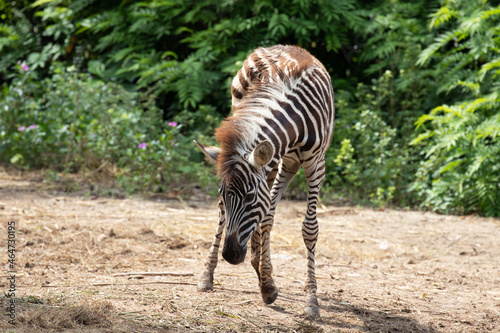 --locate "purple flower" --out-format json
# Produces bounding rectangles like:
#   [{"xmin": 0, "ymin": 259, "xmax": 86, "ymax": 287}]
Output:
[
  {"xmin": 18, "ymin": 126, "xmax": 26, "ymax": 131},
  {"xmin": 28, "ymin": 124, "xmax": 37, "ymax": 130},
  {"xmin": 168, "ymin": 122, "xmax": 177, "ymax": 127},
  {"xmin": 18, "ymin": 61, "xmax": 29, "ymax": 71},
  {"xmin": 138, "ymin": 142, "xmax": 147, "ymax": 149}
]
